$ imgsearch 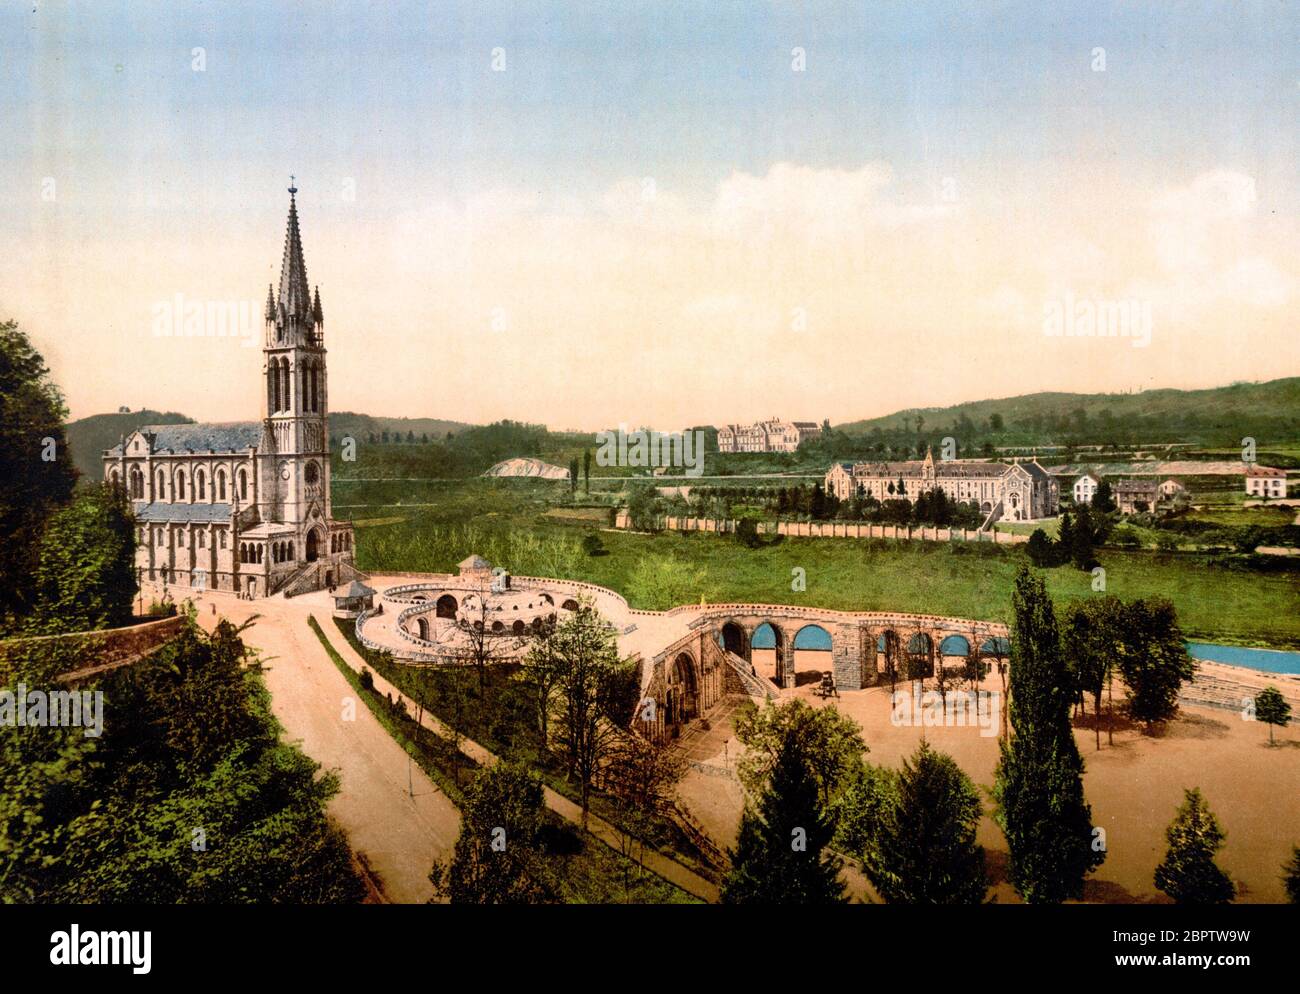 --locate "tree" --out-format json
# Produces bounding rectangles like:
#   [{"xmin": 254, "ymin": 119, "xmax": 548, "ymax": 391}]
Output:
[
  {"xmin": 721, "ymin": 722, "xmax": 847, "ymax": 904},
  {"xmin": 1092, "ymin": 479, "xmax": 1116, "ymax": 513},
  {"xmin": 1254, "ymin": 686, "xmax": 1292, "ymax": 746},
  {"xmin": 604, "ymin": 732, "xmax": 685, "ymax": 882},
  {"xmin": 0, "ymin": 320, "xmax": 78, "ymax": 630},
  {"xmin": 457, "ymin": 579, "xmax": 525, "ymax": 692},
  {"xmin": 735, "ymin": 516, "xmax": 762, "ymax": 548},
  {"xmin": 1056, "ymin": 510, "xmax": 1075, "ymax": 565},
  {"xmin": 568, "ymin": 456, "xmax": 578, "ymax": 494},
  {"xmin": 625, "ymin": 484, "xmax": 662, "ymax": 532},
  {"xmin": 854, "ymin": 742, "xmax": 987, "ymax": 904},
  {"xmin": 809, "ymin": 483, "xmax": 826, "ymax": 519},
  {"xmin": 521, "ymin": 618, "xmax": 565, "ymax": 754},
  {"xmin": 1061, "ymin": 596, "xmax": 1121, "ymax": 749},
  {"xmin": 1115, "ymin": 598, "xmax": 1195, "ymax": 731},
  {"xmin": 550, "ymin": 602, "xmax": 635, "ymax": 827},
  {"xmin": 1153, "ymin": 788, "xmax": 1234, "ymax": 904},
  {"xmin": 993, "ymin": 567, "xmax": 1105, "ymax": 903},
  {"xmin": 582, "ymin": 448, "xmax": 592, "ymax": 493},
  {"xmin": 29, "ymin": 483, "xmax": 136, "ymax": 635},
  {"xmin": 880, "ymin": 631, "xmax": 902, "ymax": 694},
  {"xmin": 1283, "ymin": 847, "xmax": 1300, "ymax": 904},
  {"xmin": 1069, "ymin": 503, "xmax": 1099, "ymax": 570},
  {"xmin": 733, "ymin": 698, "xmax": 866, "ymax": 808},
  {"xmin": 431, "ymin": 764, "xmax": 547, "ymax": 904}
]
